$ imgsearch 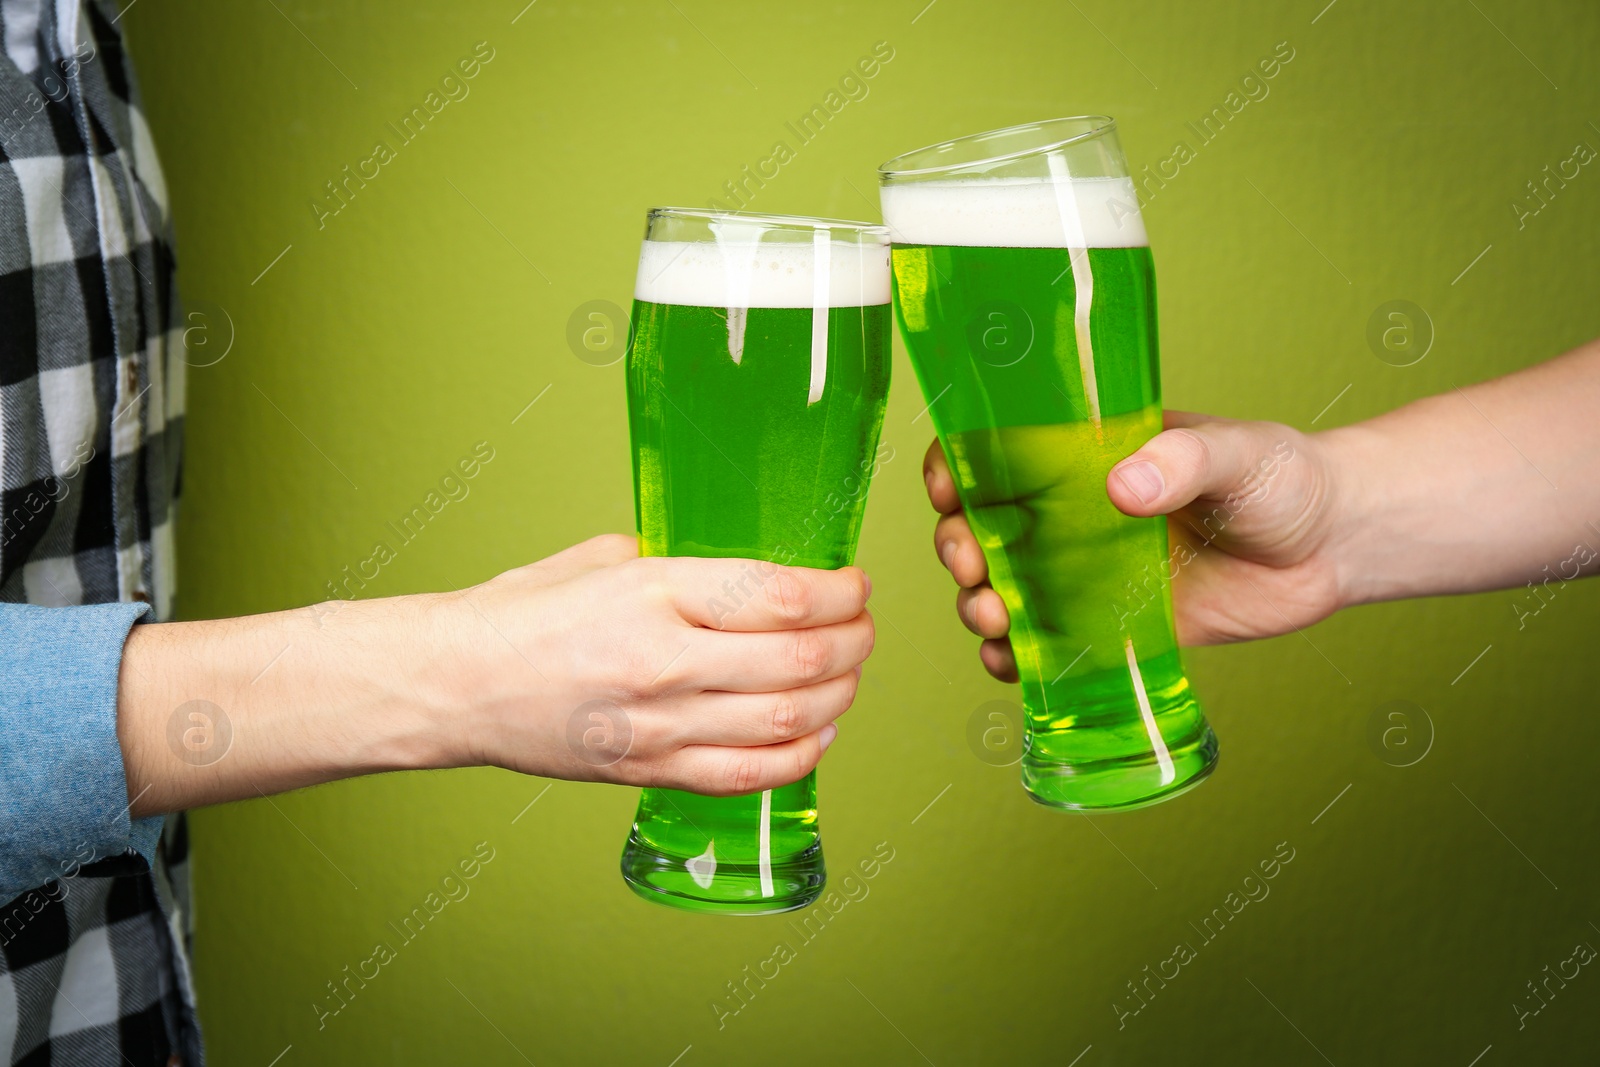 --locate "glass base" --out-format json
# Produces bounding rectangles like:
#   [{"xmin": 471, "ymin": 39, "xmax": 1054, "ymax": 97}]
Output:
[
  {"xmin": 1022, "ymin": 726, "xmax": 1219, "ymax": 812},
  {"xmin": 620, "ymin": 834, "xmax": 826, "ymax": 916}
]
